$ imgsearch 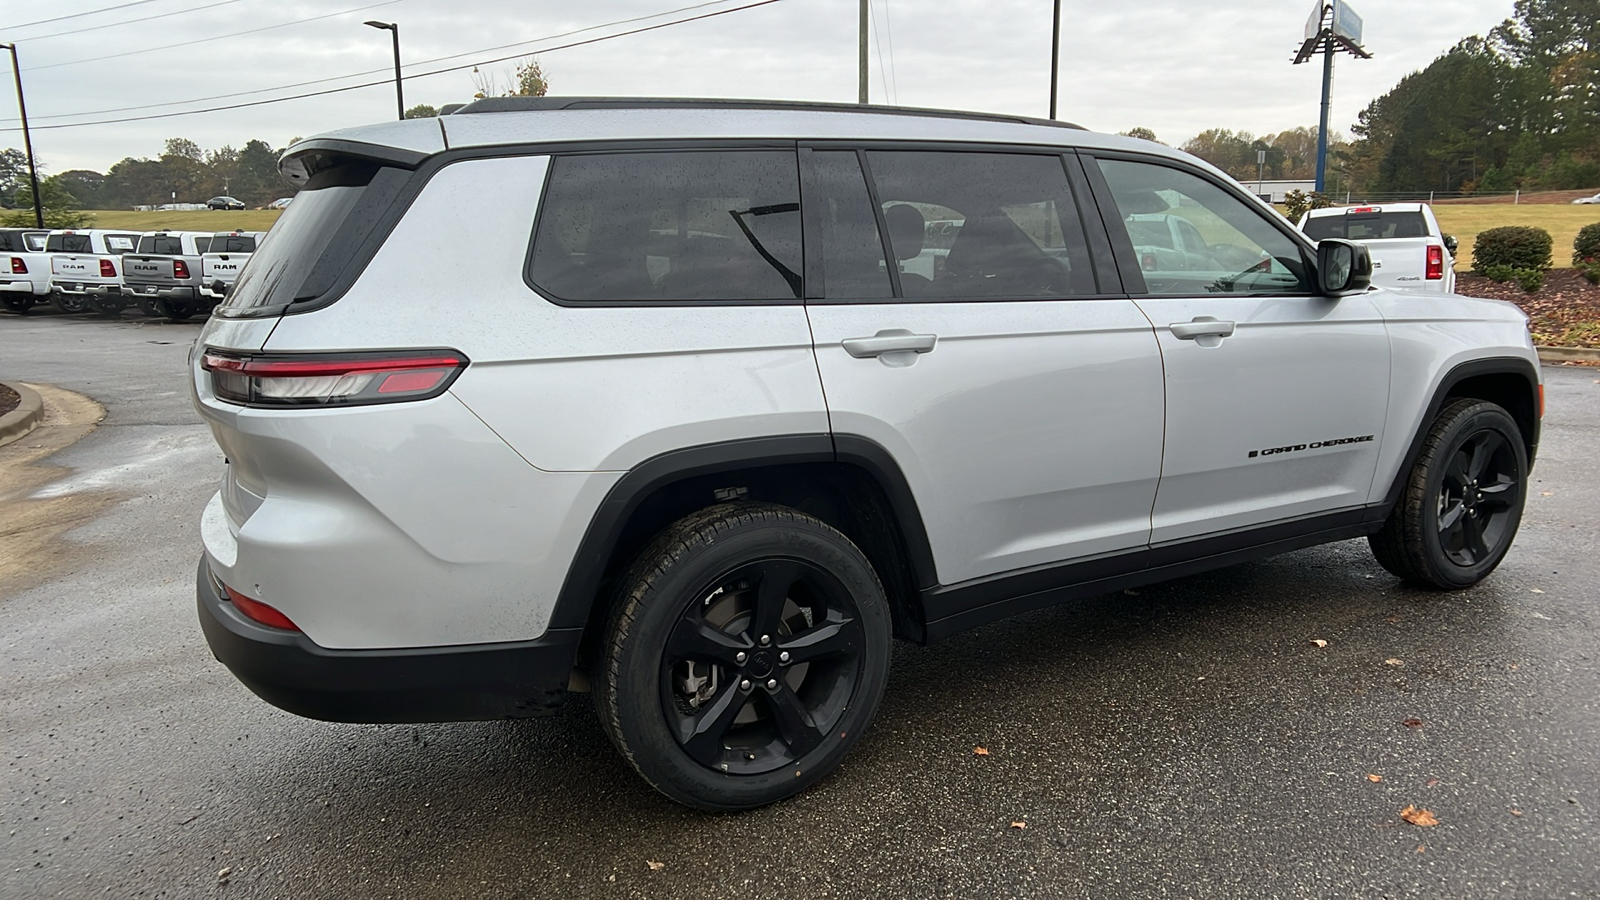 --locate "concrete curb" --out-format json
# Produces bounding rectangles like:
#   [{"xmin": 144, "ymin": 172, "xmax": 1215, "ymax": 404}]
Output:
[
  {"xmin": 1537, "ymin": 345, "xmax": 1600, "ymax": 364},
  {"xmin": 0, "ymin": 381, "xmax": 45, "ymax": 448}
]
